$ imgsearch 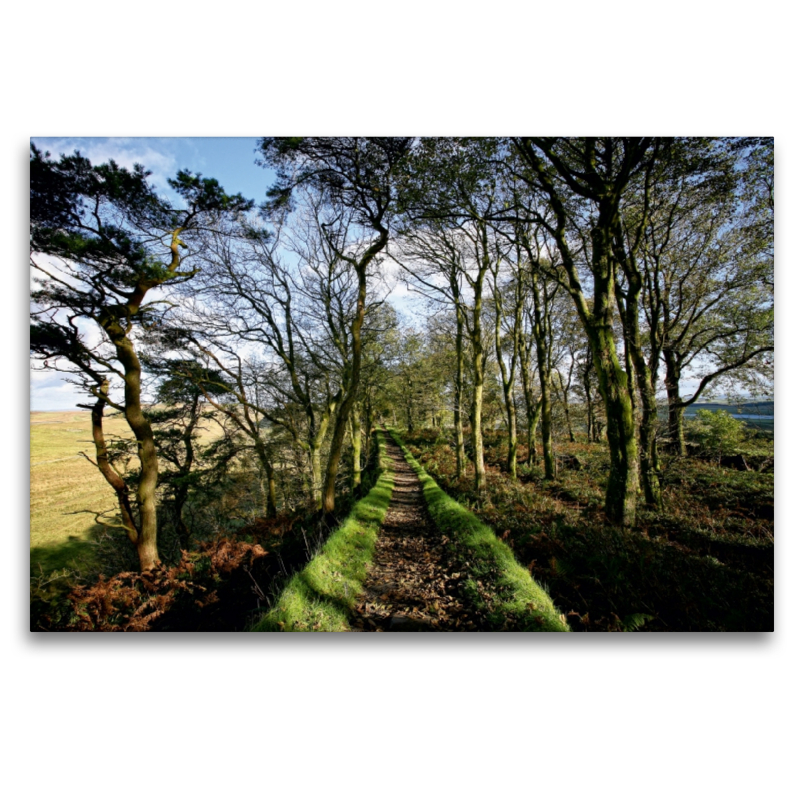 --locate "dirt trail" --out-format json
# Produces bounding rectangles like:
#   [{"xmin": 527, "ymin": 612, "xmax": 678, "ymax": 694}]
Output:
[{"xmin": 350, "ymin": 438, "xmax": 478, "ymax": 631}]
